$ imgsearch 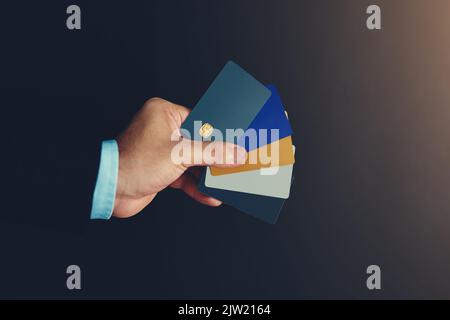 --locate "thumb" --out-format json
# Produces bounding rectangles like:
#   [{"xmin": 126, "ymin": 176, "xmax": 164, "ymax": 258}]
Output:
[
  {"xmin": 177, "ymin": 139, "xmax": 247, "ymax": 168},
  {"xmin": 169, "ymin": 102, "xmax": 247, "ymax": 167}
]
